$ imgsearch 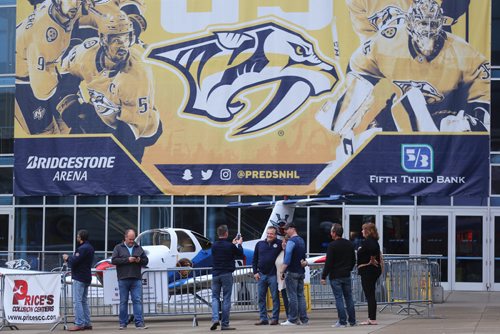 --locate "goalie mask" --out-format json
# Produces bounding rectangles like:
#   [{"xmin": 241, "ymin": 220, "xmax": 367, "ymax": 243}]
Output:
[
  {"xmin": 407, "ymin": 0, "xmax": 444, "ymax": 57},
  {"xmin": 98, "ymin": 12, "xmax": 134, "ymax": 63}
]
